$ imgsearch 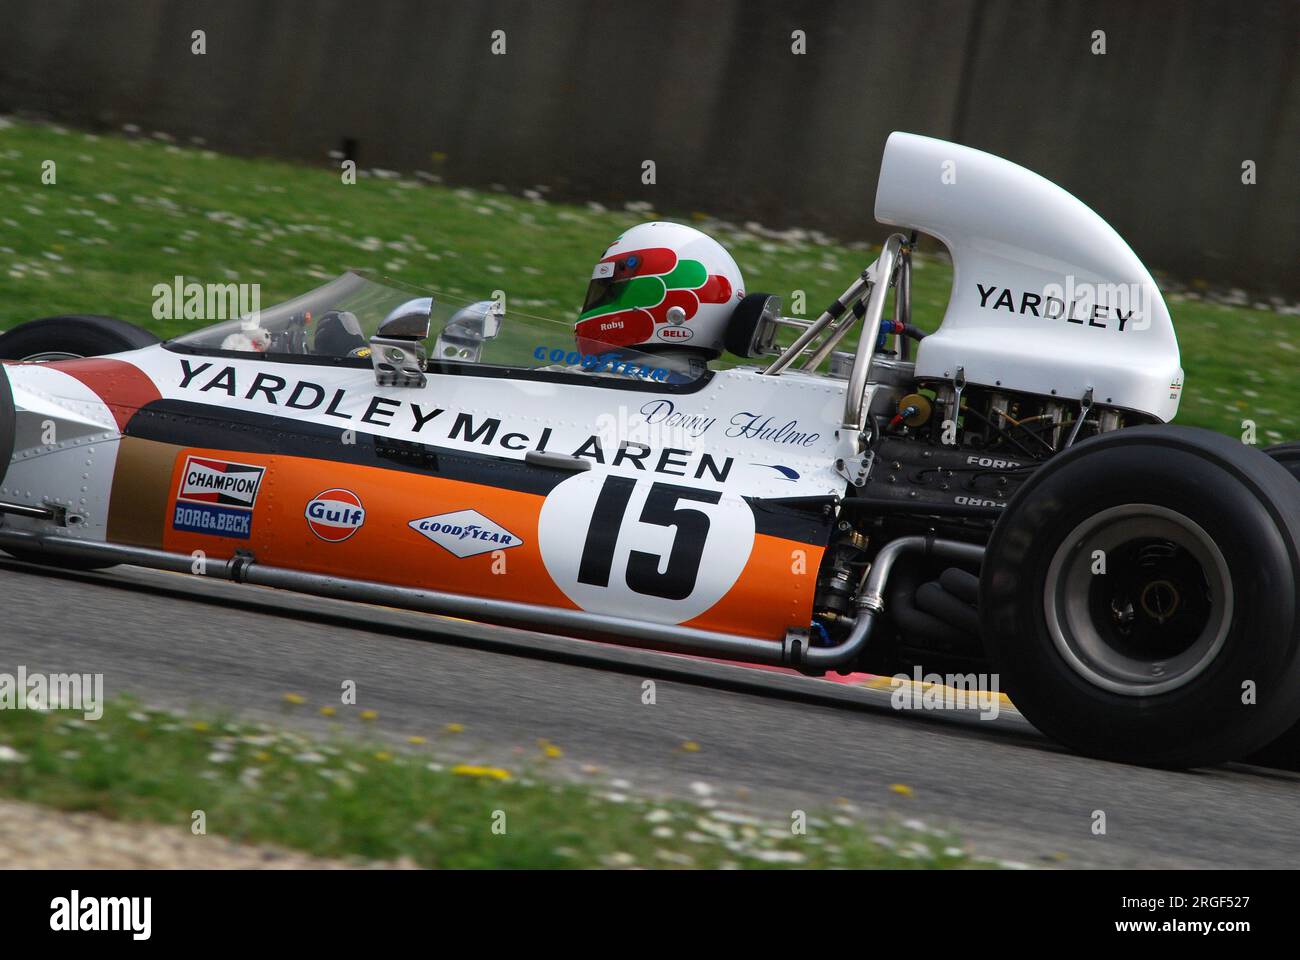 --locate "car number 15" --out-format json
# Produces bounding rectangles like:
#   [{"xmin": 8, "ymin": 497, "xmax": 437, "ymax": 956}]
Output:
[{"xmin": 538, "ymin": 472, "xmax": 756, "ymax": 624}]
